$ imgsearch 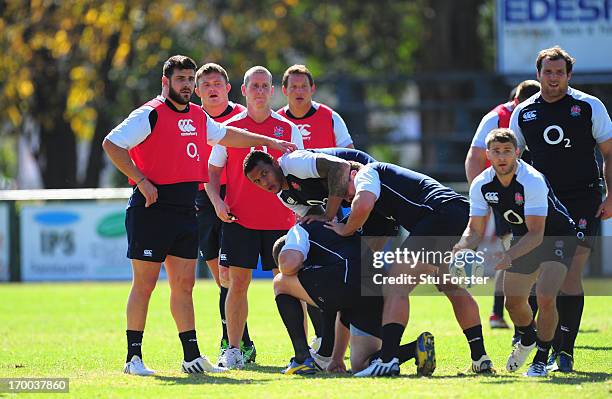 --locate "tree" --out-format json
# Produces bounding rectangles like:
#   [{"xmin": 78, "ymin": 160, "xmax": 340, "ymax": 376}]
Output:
[{"xmin": 0, "ymin": 0, "xmax": 193, "ymax": 188}]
